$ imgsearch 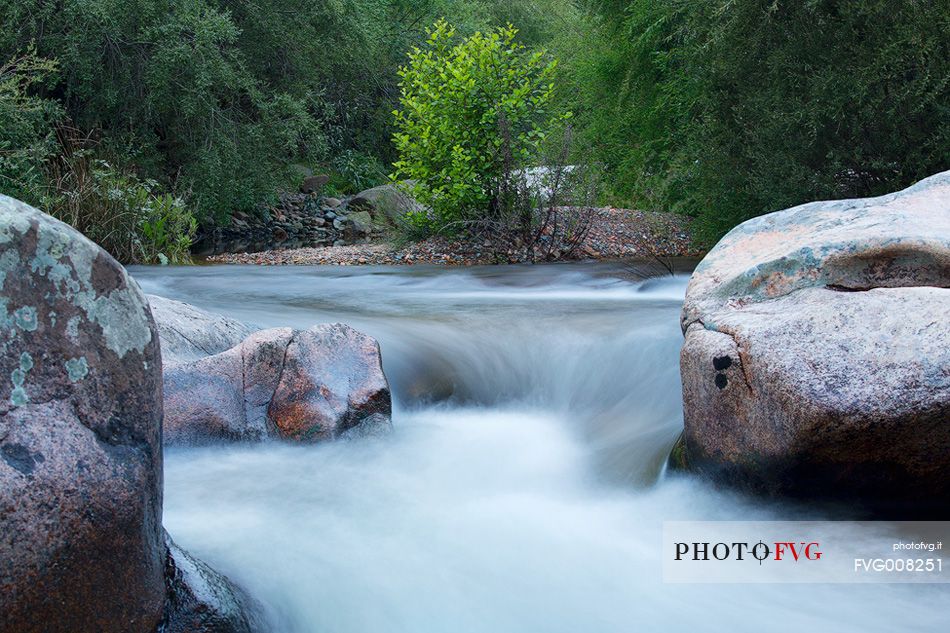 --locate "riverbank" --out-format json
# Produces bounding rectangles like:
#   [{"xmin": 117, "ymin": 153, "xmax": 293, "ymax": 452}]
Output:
[{"xmin": 206, "ymin": 207, "xmax": 702, "ymax": 266}]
